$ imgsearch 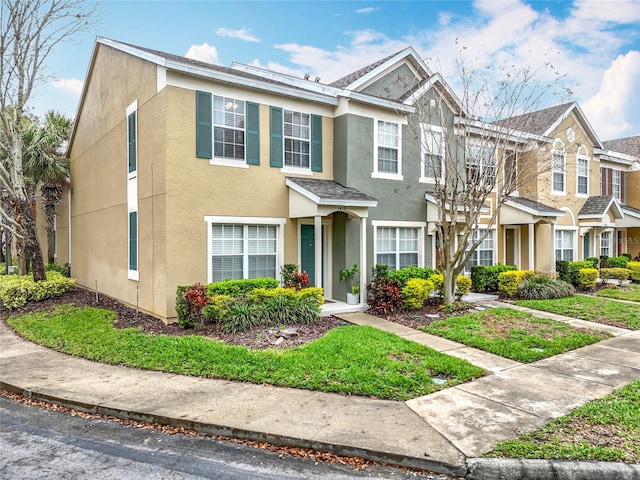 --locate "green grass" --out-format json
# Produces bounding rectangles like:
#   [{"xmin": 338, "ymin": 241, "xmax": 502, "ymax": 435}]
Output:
[
  {"xmin": 487, "ymin": 380, "xmax": 640, "ymax": 462},
  {"xmin": 420, "ymin": 308, "xmax": 610, "ymax": 362},
  {"xmin": 515, "ymin": 295, "xmax": 640, "ymax": 330},
  {"xmin": 5, "ymin": 305, "xmax": 485, "ymax": 401},
  {"xmin": 595, "ymin": 284, "xmax": 640, "ymax": 303}
]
